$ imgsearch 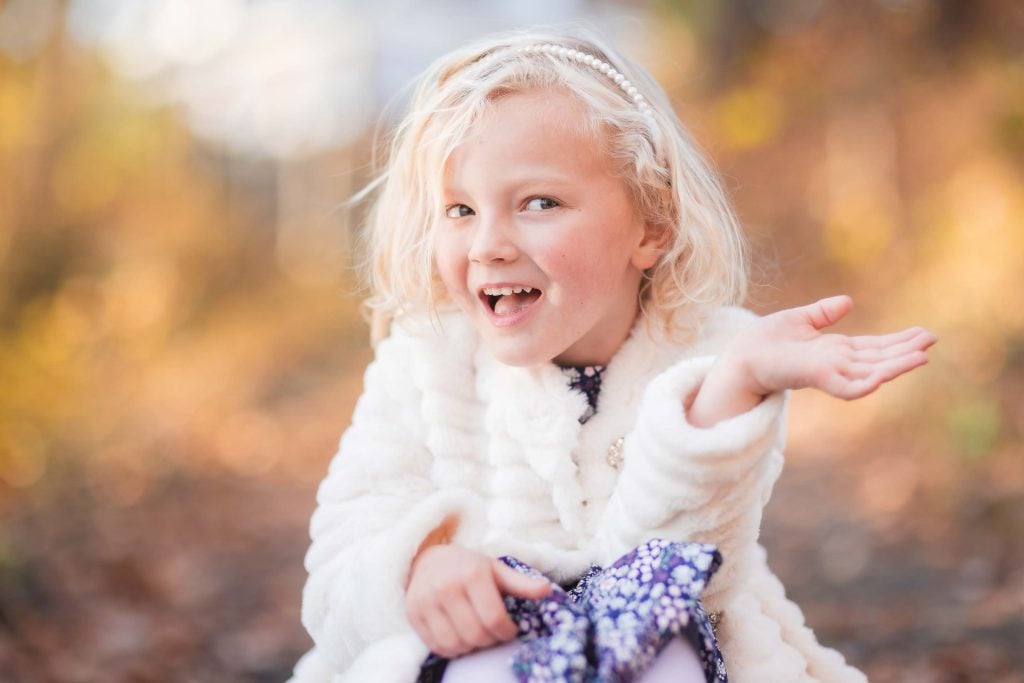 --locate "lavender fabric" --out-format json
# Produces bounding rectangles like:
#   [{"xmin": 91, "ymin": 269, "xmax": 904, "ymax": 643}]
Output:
[{"xmin": 420, "ymin": 538, "xmax": 727, "ymax": 683}]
